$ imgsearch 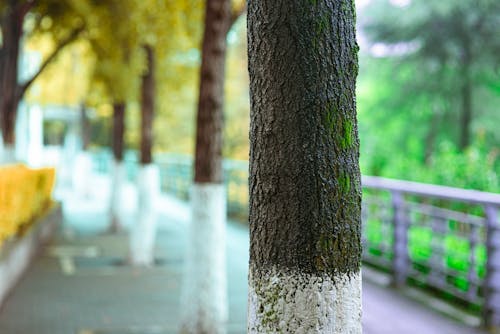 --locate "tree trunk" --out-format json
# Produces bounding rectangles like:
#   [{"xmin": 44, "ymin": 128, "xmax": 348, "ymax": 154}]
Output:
[
  {"xmin": 180, "ymin": 0, "xmax": 231, "ymax": 333},
  {"xmin": 80, "ymin": 103, "xmax": 90, "ymax": 151},
  {"xmin": 0, "ymin": 1, "xmax": 23, "ymax": 156},
  {"xmin": 130, "ymin": 45, "xmax": 158, "ymax": 266},
  {"xmin": 1, "ymin": 1, "xmax": 78, "ymax": 162},
  {"xmin": 109, "ymin": 102, "xmax": 126, "ymax": 233},
  {"xmin": 193, "ymin": 0, "xmax": 231, "ymax": 184},
  {"xmin": 459, "ymin": 65, "xmax": 472, "ymax": 151},
  {"xmin": 112, "ymin": 102, "xmax": 125, "ymax": 162},
  {"xmin": 247, "ymin": 1, "xmax": 362, "ymax": 333},
  {"xmin": 424, "ymin": 105, "xmax": 441, "ymax": 165},
  {"xmin": 140, "ymin": 45, "xmax": 155, "ymax": 165}
]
